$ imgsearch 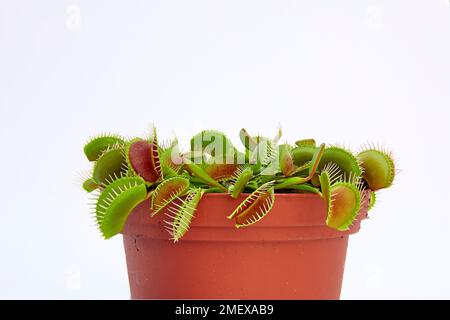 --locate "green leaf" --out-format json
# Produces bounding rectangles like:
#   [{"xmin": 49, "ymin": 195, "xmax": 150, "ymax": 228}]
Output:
[
  {"xmin": 93, "ymin": 146, "xmax": 127, "ymax": 185},
  {"xmin": 84, "ymin": 134, "xmax": 124, "ymax": 161},
  {"xmin": 358, "ymin": 149, "xmax": 395, "ymax": 191},
  {"xmin": 231, "ymin": 167, "xmax": 253, "ymax": 198},
  {"xmin": 95, "ymin": 177, "xmax": 147, "ymax": 239},
  {"xmin": 326, "ymin": 182, "xmax": 361, "ymax": 231},
  {"xmin": 82, "ymin": 178, "xmax": 98, "ymax": 193},
  {"xmin": 228, "ymin": 183, "xmax": 275, "ymax": 228},
  {"xmin": 184, "ymin": 162, "xmax": 228, "ymax": 192},
  {"xmin": 166, "ymin": 189, "xmax": 204, "ymax": 242},
  {"xmin": 190, "ymin": 130, "xmax": 241, "ymax": 163},
  {"xmin": 151, "ymin": 177, "xmax": 190, "ymax": 215},
  {"xmin": 295, "ymin": 139, "xmax": 316, "ymax": 147}
]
